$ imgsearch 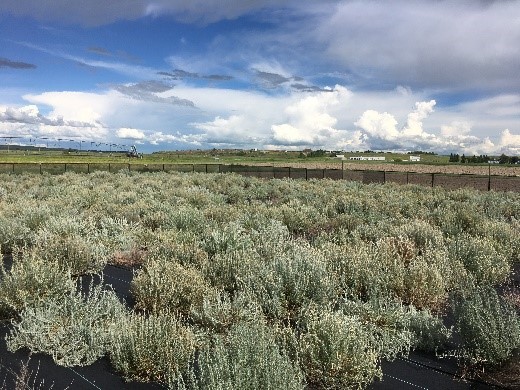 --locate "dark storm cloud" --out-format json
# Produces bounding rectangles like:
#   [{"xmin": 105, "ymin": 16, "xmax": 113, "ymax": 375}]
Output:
[{"xmin": 0, "ymin": 57, "xmax": 36, "ymax": 69}]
